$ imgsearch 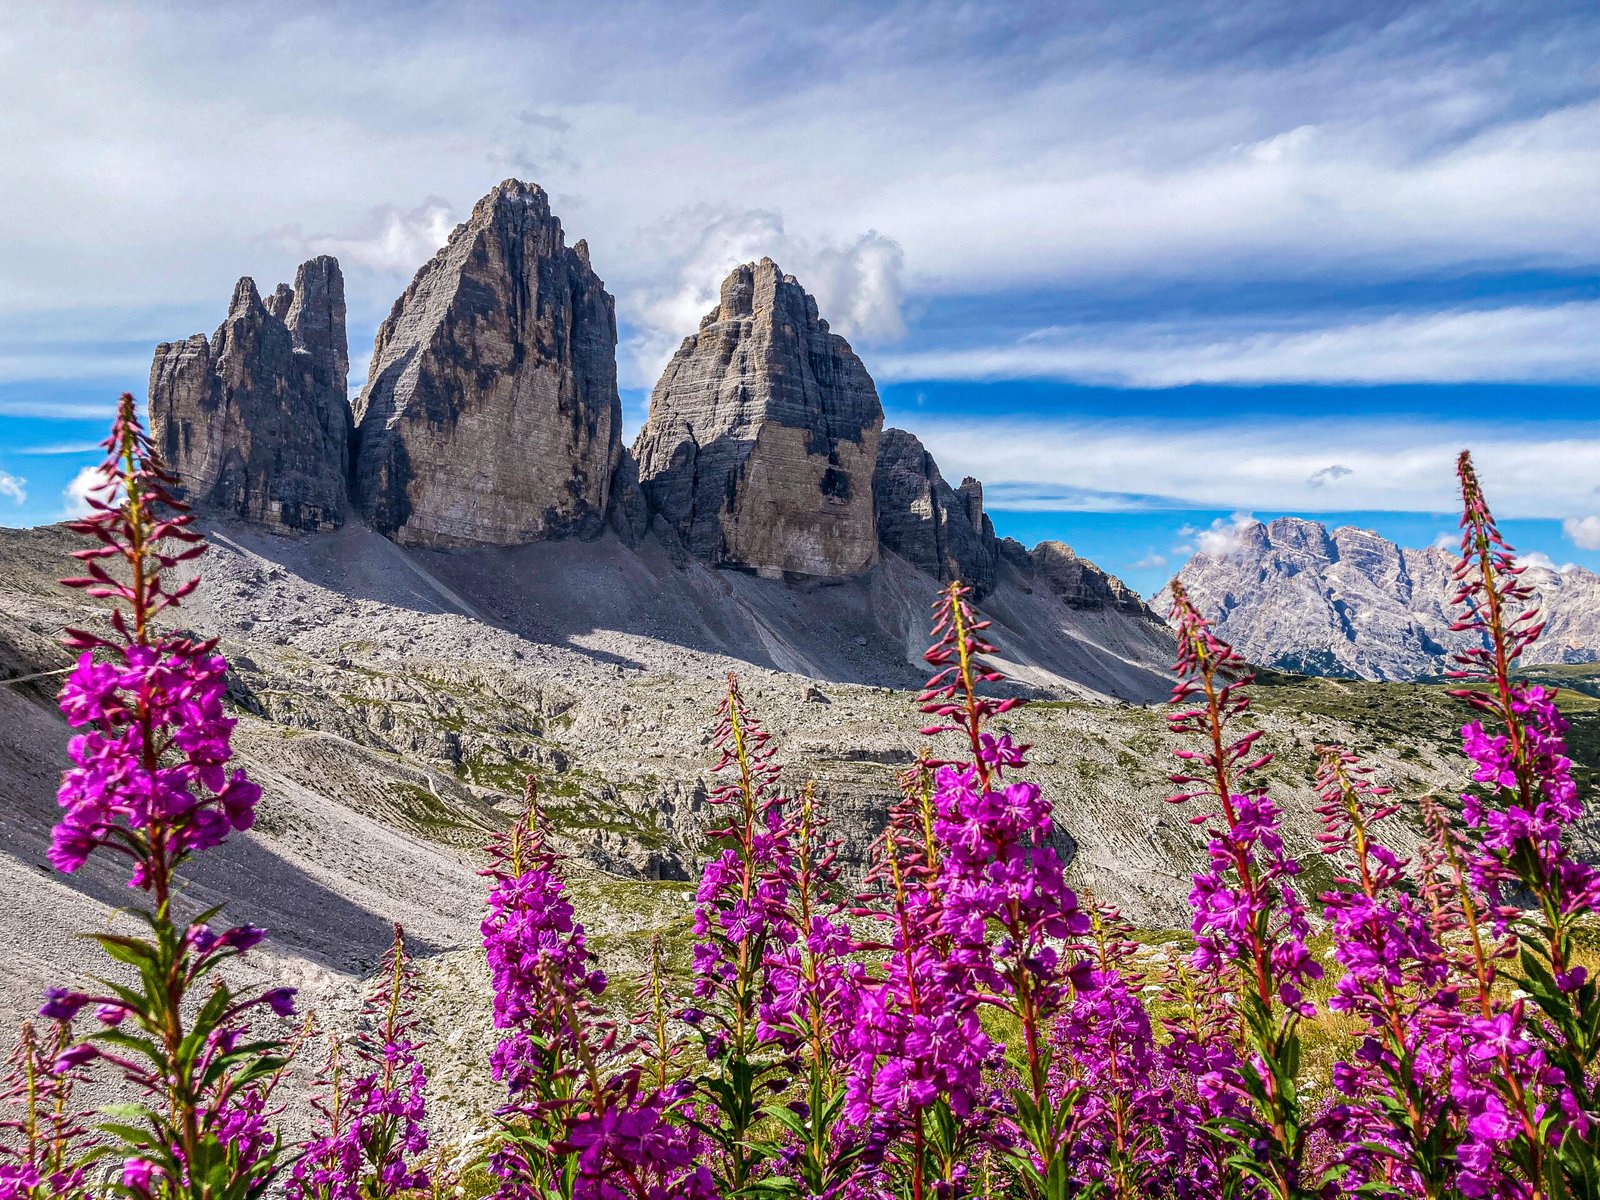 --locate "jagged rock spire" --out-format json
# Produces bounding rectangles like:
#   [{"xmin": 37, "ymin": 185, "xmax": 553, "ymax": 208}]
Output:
[
  {"xmin": 148, "ymin": 255, "xmax": 351, "ymax": 531},
  {"xmin": 872, "ymin": 427, "xmax": 999, "ymax": 595},
  {"xmin": 351, "ymin": 179, "xmax": 621, "ymax": 548},
  {"xmin": 633, "ymin": 258, "xmax": 883, "ymax": 578}
]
